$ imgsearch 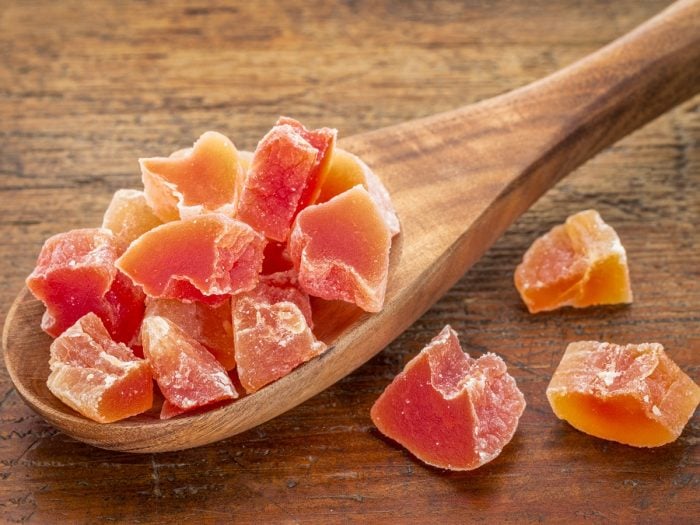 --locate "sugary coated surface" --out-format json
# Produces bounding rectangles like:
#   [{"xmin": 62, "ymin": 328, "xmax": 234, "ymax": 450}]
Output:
[
  {"xmin": 141, "ymin": 316, "xmax": 238, "ymax": 419},
  {"xmin": 234, "ymin": 274, "xmax": 326, "ymax": 393},
  {"xmin": 47, "ymin": 313, "xmax": 153, "ymax": 423},
  {"xmin": 514, "ymin": 210, "xmax": 633, "ymax": 313},
  {"xmin": 27, "ymin": 228, "xmax": 116, "ymax": 335},
  {"xmin": 26, "ymin": 228, "xmax": 145, "ymax": 343},
  {"xmin": 102, "ymin": 189, "xmax": 162, "ymax": 251},
  {"xmin": 116, "ymin": 214, "xmax": 265, "ymax": 304},
  {"xmin": 257, "ymin": 270, "xmax": 314, "ymax": 326},
  {"xmin": 237, "ymin": 118, "xmax": 336, "ymax": 242},
  {"xmin": 275, "ymin": 117, "xmax": 336, "ymax": 211},
  {"xmin": 371, "ymin": 325, "xmax": 525, "ymax": 471},
  {"xmin": 144, "ymin": 297, "xmax": 235, "ymax": 370},
  {"xmin": 317, "ymin": 148, "xmax": 400, "ymax": 236},
  {"xmin": 140, "ymin": 131, "xmax": 244, "ymax": 222},
  {"xmin": 289, "ymin": 186, "xmax": 391, "ymax": 312},
  {"xmin": 547, "ymin": 341, "xmax": 700, "ymax": 447}
]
